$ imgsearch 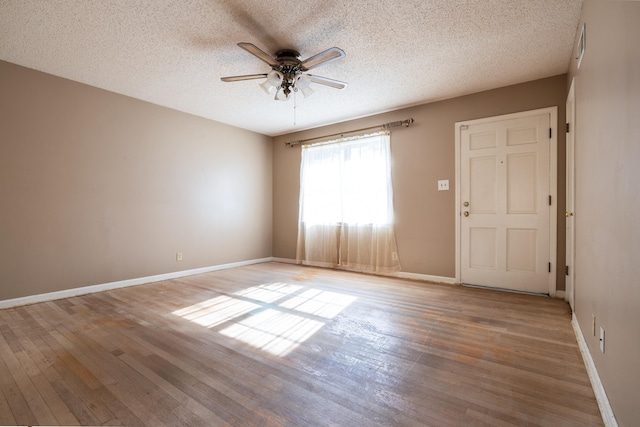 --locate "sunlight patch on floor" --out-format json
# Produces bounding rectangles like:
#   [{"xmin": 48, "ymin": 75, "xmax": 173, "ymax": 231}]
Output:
[
  {"xmin": 234, "ymin": 282, "xmax": 303, "ymax": 303},
  {"xmin": 279, "ymin": 289, "xmax": 357, "ymax": 319},
  {"xmin": 172, "ymin": 295, "xmax": 260, "ymax": 328},
  {"xmin": 220, "ymin": 309, "xmax": 325, "ymax": 356},
  {"xmin": 172, "ymin": 282, "xmax": 356, "ymax": 356}
]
